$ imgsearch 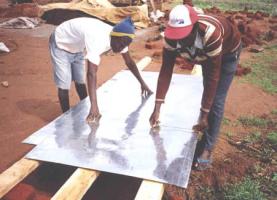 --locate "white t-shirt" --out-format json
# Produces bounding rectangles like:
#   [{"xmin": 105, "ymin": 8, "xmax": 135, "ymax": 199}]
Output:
[{"xmin": 55, "ymin": 17, "xmax": 128, "ymax": 65}]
